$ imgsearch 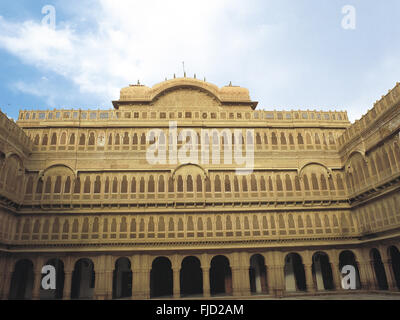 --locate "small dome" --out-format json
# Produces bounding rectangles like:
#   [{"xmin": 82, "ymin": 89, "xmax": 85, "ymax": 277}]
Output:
[
  {"xmin": 120, "ymin": 84, "xmax": 150, "ymax": 101},
  {"xmin": 220, "ymin": 84, "xmax": 250, "ymax": 101}
]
